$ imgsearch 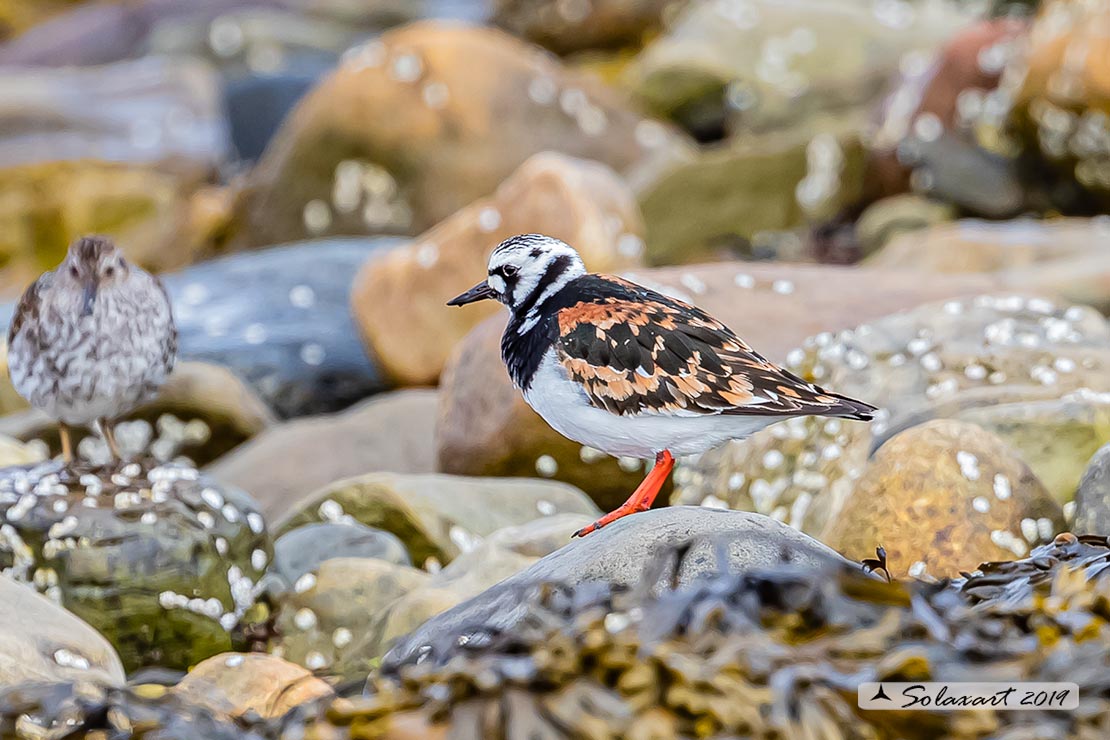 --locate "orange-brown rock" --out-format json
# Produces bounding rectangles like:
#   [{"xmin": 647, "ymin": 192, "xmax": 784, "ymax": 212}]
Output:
[
  {"xmin": 437, "ymin": 263, "xmax": 996, "ymax": 509},
  {"xmin": 824, "ymin": 419, "xmax": 1065, "ymax": 579},
  {"xmin": 232, "ymin": 21, "xmax": 689, "ymax": 247},
  {"xmin": 352, "ymin": 152, "xmax": 644, "ymax": 385},
  {"xmin": 173, "ymin": 653, "xmax": 332, "ymax": 719}
]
